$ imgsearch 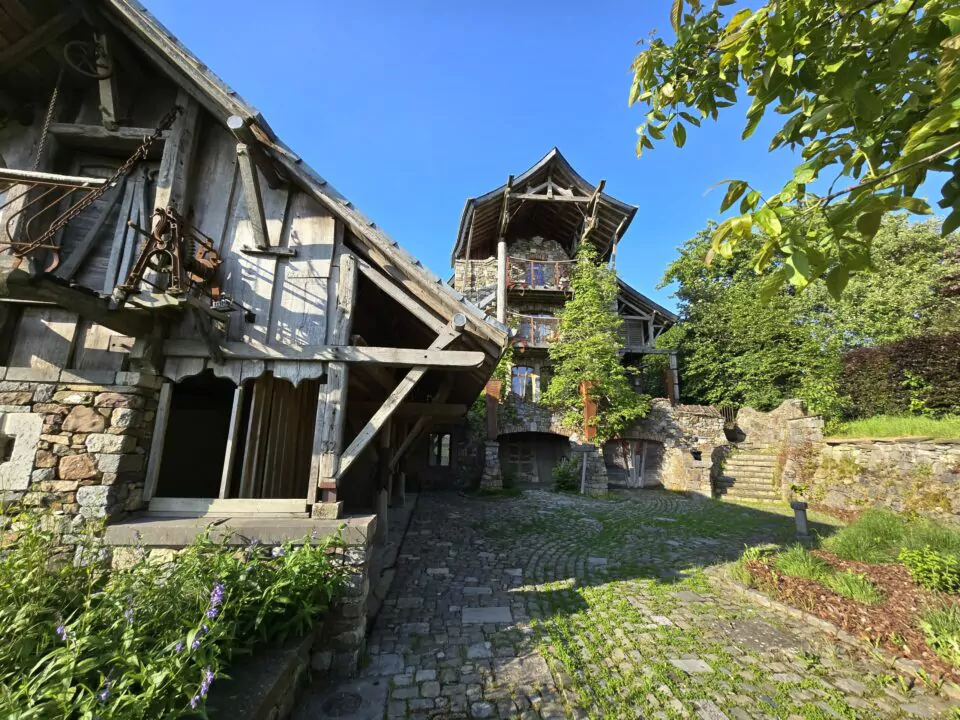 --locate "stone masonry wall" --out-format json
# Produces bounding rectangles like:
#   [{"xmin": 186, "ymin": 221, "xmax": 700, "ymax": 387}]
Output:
[
  {"xmin": 617, "ymin": 400, "xmax": 726, "ymax": 494},
  {"xmin": 809, "ymin": 439, "xmax": 960, "ymax": 522},
  {"xmin": 0, "ymin": 367, "xmax": 159, "ymax": 544}
]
